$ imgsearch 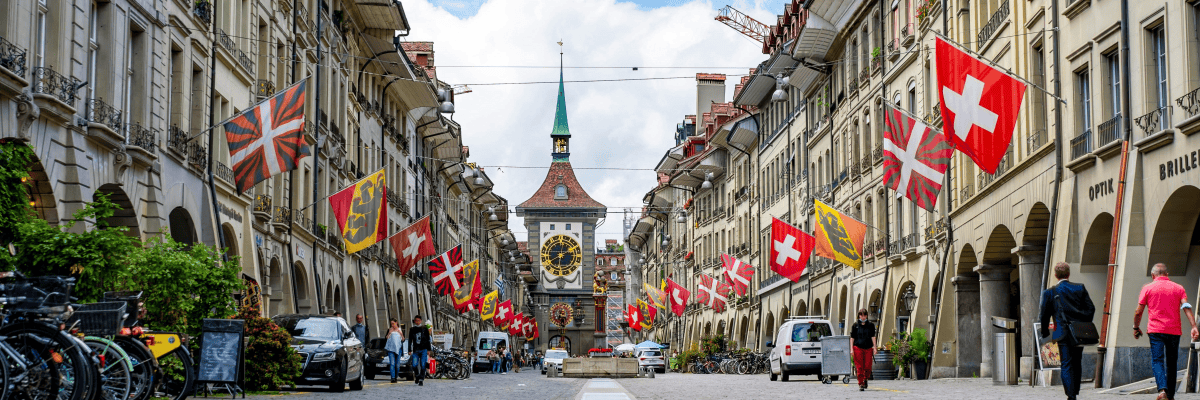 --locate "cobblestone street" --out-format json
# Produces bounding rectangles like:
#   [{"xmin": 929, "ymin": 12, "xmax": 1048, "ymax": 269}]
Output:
[{"xmin": 243, "ymin": 371, "xmax": 1192, "ymax": 399}]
